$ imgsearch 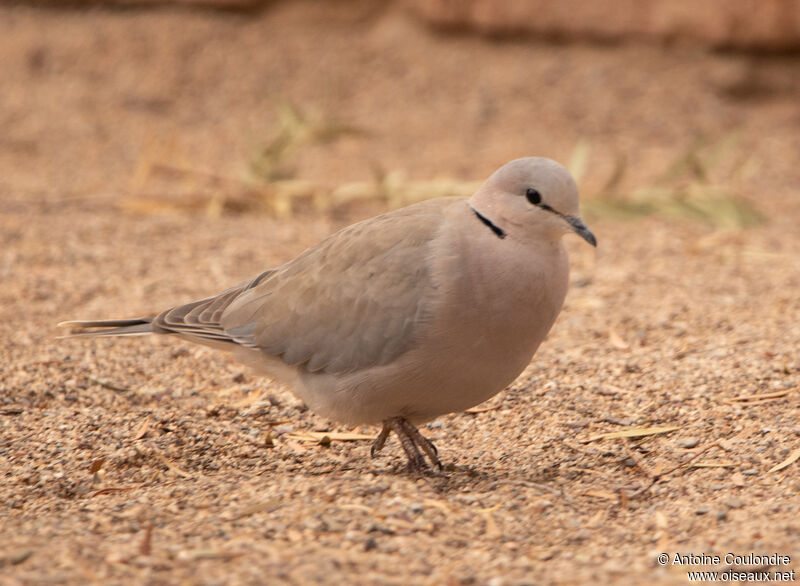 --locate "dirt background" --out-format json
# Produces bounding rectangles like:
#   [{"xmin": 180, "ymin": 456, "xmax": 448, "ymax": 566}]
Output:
[{"xmin": 1, "ymin": 1, "xmax": 799, "ymax": 585}]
